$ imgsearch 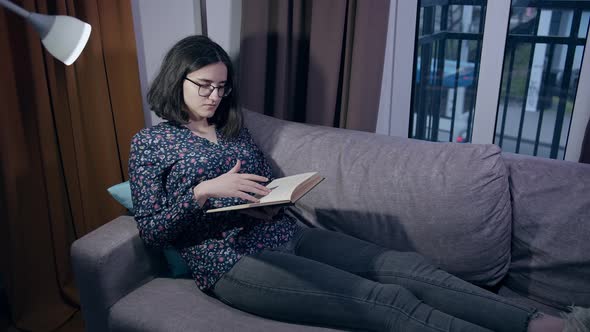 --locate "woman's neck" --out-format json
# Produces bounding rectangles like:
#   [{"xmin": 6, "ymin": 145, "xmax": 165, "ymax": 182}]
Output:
[{"xmin": 185, "ymin": 120, "xmax": 212, "ymax": 134}]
